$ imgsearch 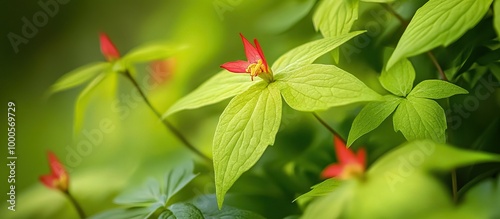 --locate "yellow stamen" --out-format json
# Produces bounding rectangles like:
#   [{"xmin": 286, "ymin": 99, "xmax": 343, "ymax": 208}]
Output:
[{"xmin": 246, "ymin": 59, "xmax": 266, "ymax": 78}]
